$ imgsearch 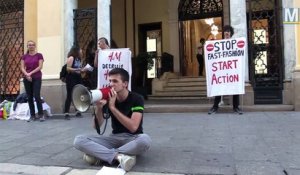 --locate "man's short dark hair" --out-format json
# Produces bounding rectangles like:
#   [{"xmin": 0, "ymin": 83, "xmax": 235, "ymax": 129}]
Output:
[
  {"xmin": 223, "ymin": 25, "xmax": 234, "ymax": 37},
  {"xmin": 109, "ymin": 68, "xmax": 129, "ymax": 82}
]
